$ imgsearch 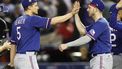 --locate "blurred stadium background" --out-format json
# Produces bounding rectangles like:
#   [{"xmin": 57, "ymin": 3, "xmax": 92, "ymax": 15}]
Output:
[{"xmin": 0, "ymin": 0, "xmax": 119, "ymax": 69}]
